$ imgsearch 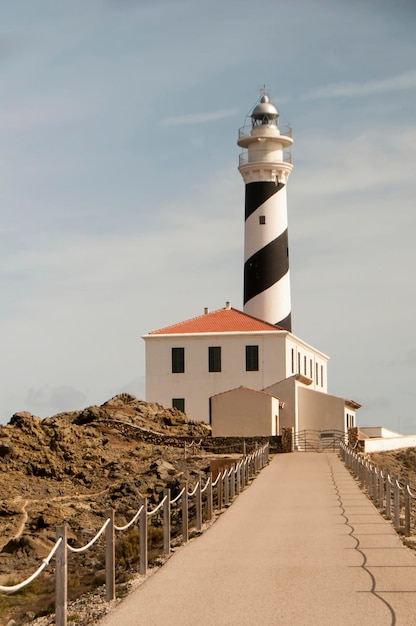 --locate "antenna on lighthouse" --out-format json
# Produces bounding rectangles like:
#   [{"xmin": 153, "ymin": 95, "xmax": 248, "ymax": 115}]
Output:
[{"xmin": 237, "ymin": 93, "xmax": 294, "ymax": 331}]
